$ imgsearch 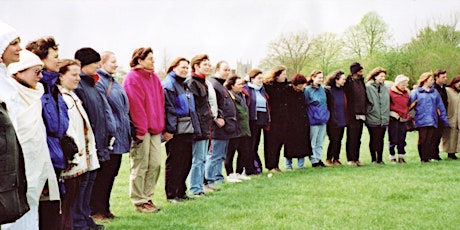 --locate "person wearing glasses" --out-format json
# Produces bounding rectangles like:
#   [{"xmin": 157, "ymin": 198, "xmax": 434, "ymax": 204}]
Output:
[{"xmin": 7, "ymin": 49, "xmax": 59, "ymax": 230}]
